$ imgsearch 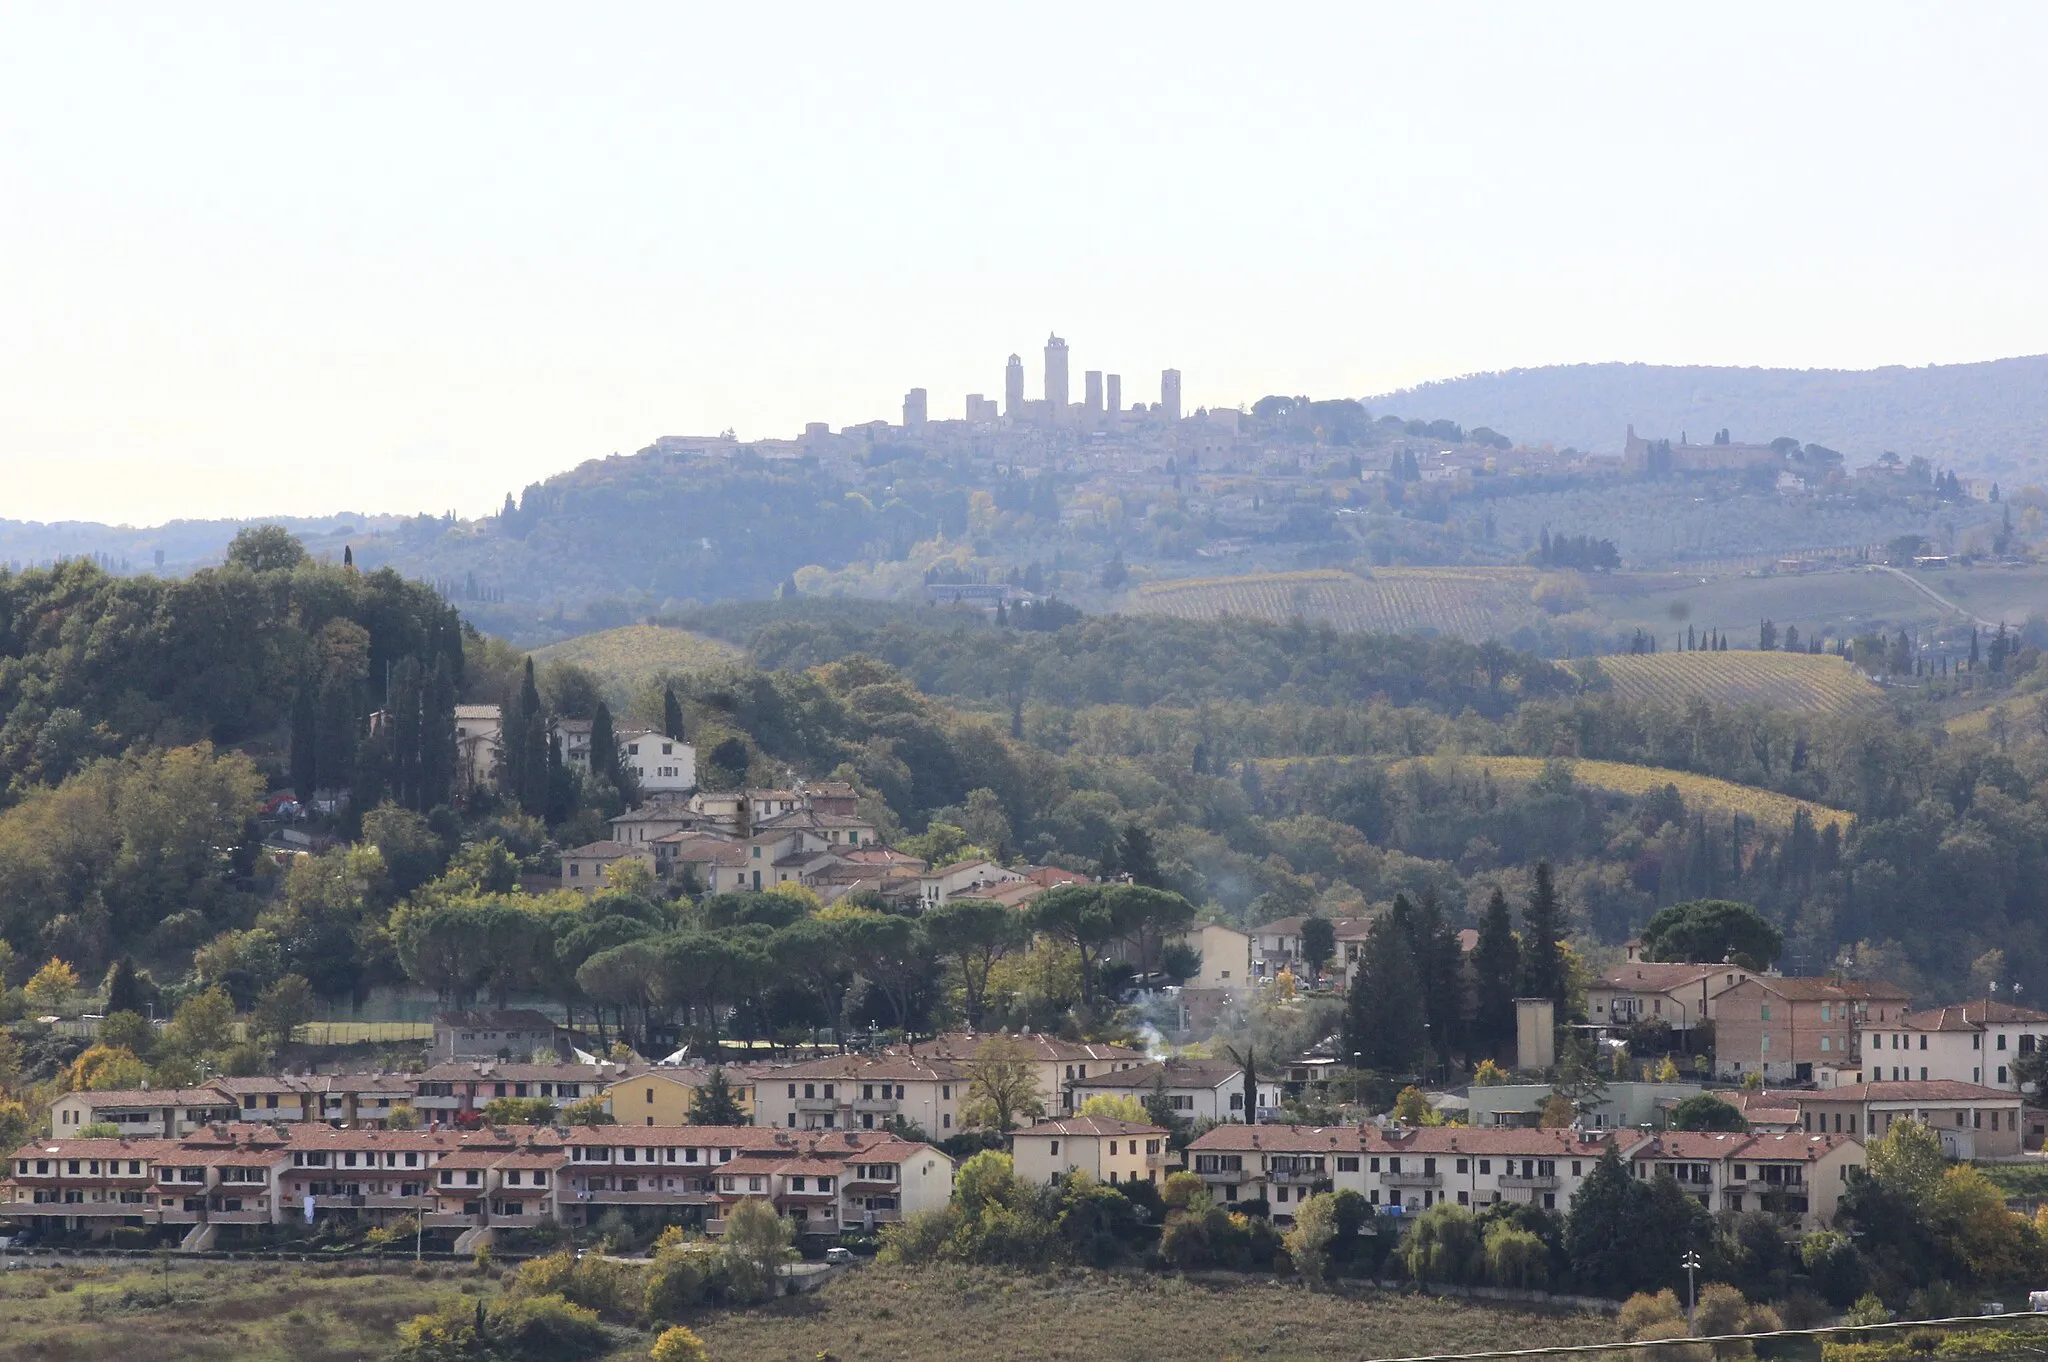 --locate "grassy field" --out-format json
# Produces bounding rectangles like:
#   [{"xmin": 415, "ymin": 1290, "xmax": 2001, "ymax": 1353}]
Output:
[
  {"xmin": 533, "ymin": 624, "xmax": 741, "ymax": 698},
  {"xmin": 695, "ymin": 1264, "xmax": 1615, "ymax": 1362},
  {"xmin": 1909, "ymin": 562, "xmax": 2048, "ymax": 628},
  {"xmin": 292, "ymin": 1021, "xmax": 434, "ymax": 1046},
  {"xmin": 1126, "ymin": 568, "xmax": 1544, "ymax": 639},
  {"xmin": 1586, "ymin": 566, "xmax": 1941, "ymax": 644},
  {"xmin": 0, "ymin": 1260, "xmax": 469, "ymax": 1362},
  {"xmin": 1389, "ymin": 755, "xmax": 1854, "ymax": 831},
  {"xmin": 1594, "ymin": 651, "xmax": 1882, "ymax": 712},
  {"xmin": 0, "ymin": 1259, "xmax": 1618, "ymax": 1362}
]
